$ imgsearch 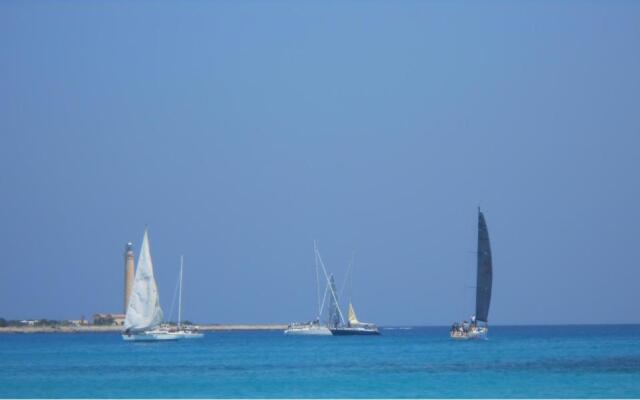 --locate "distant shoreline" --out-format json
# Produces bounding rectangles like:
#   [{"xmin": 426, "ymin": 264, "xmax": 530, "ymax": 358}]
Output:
[
  {"xmin": 0, "ymin": 324, "xmax": 288, "ymax": 334},
  {"xmin": 2, "ymin": 323, "xmax": 637, "ymax": 334}
]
